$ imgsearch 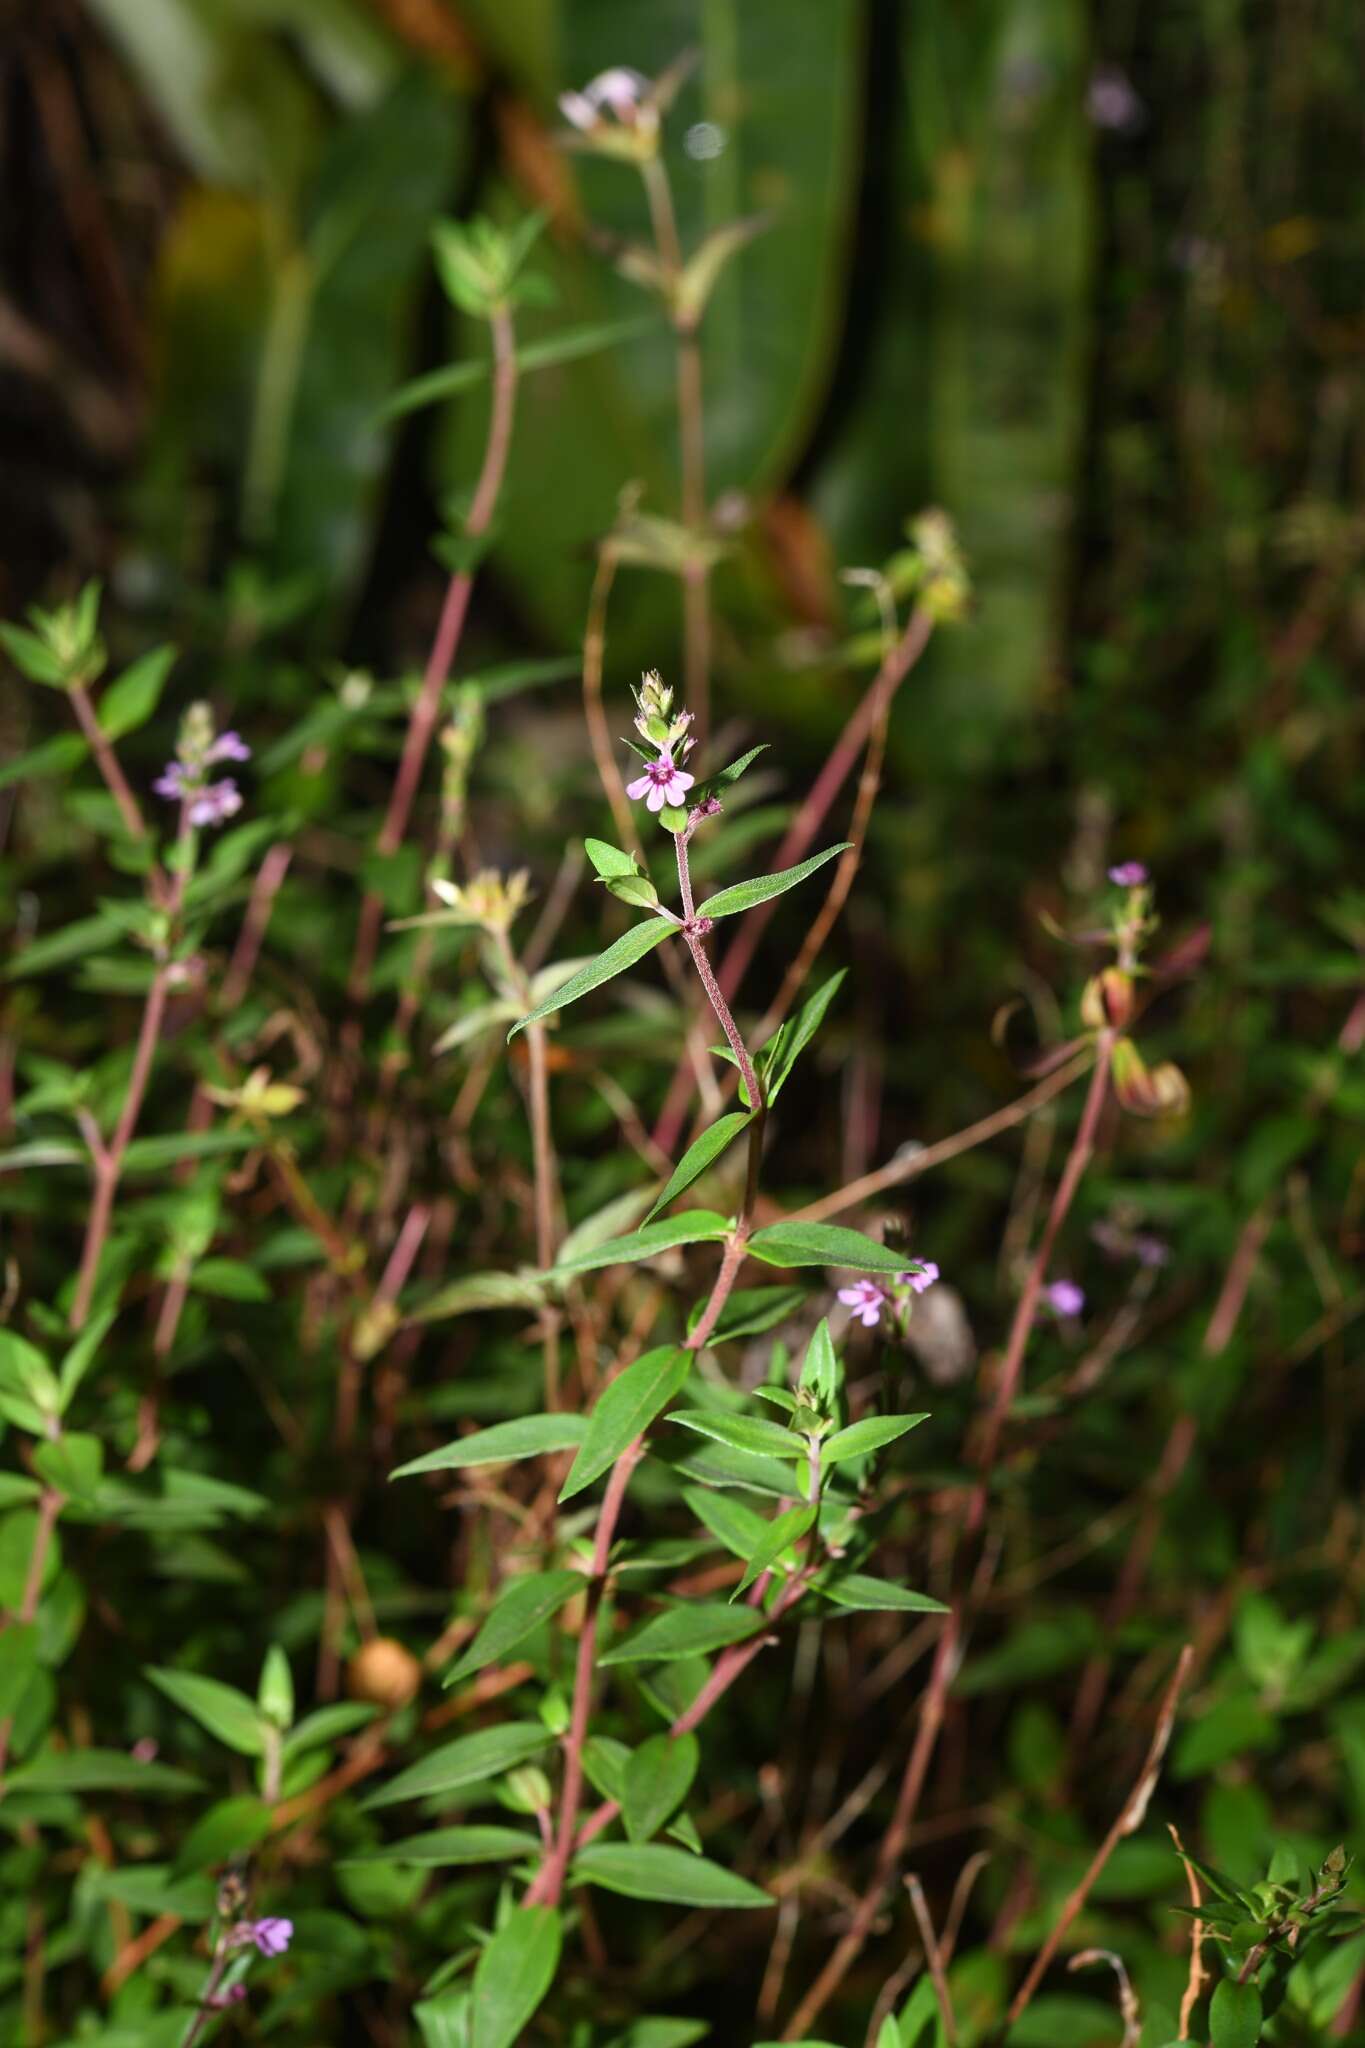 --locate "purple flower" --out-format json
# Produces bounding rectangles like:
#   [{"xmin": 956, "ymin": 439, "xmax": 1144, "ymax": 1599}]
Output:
[
  {"xmin": 1108, "ymin": 861, "xmax": 1148, "ymax": 887},
  {"xmin": 1044, "ymin": 1279, "xmax": 1085, "ymax": 1317},
  {"xmin": 898, "ymin": 1262, "xmax": 939, "ymax": 1296},
  {"xmin": 1087, "ymin": 67, "xmax": 1144, "ymax": 133},
  {"xmin": 207, "ymin": 731, "xmax": 251, "ymax": 764},
  {"xmin": 838, "ymin": 1279, "xmax": 889, "ymax": 1329},
  {"xmin": 1134, "ymin": 1234, "xmax": 1169, "ymax": 1268},
  {"xmin": 626, "ymin": 752, "xmax": 696, "ymax": 814},
  {"xmin": 186, "ymin": 781, "xmax": 243, "ymax": 828},
  {"xmin": 153, "ymin": 763, "xmax": 188, "ymax": 800},
  {"xmin": 250, "ymin": 1918, "xmax": 293, "ymax": 1958}
]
